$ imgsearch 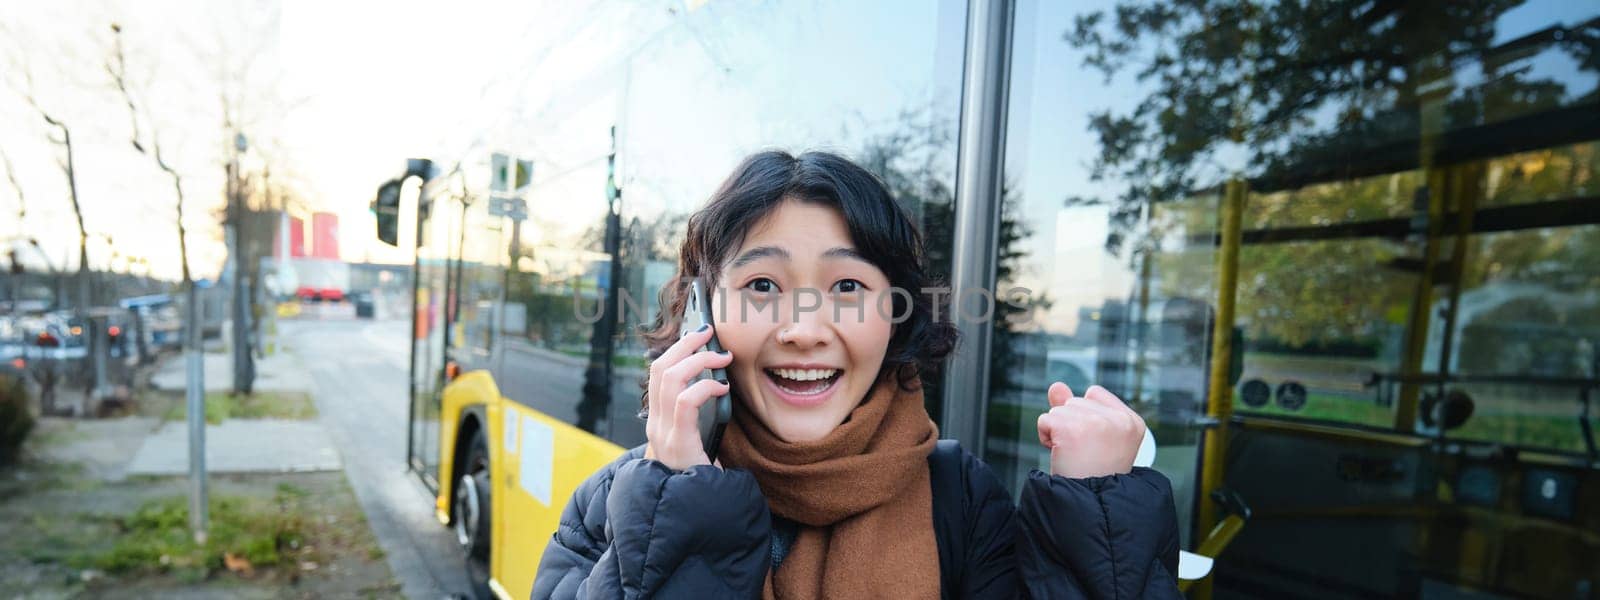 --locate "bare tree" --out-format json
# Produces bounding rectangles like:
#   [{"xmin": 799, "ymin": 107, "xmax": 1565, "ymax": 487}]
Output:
[
  {"xmin": 1, "ymin": 146, "xmax": 25, "ymax": 305},
  {"xmin": 8, "ymin": 64, "xmax": 89, "ymax": 310},
  {"xmin": 106, "ymin": 22, "xmax": 193, "ymax": 286},
  {"xmin": 0, "ymin": 146, "xmax": 23, "ymax": 234}
]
